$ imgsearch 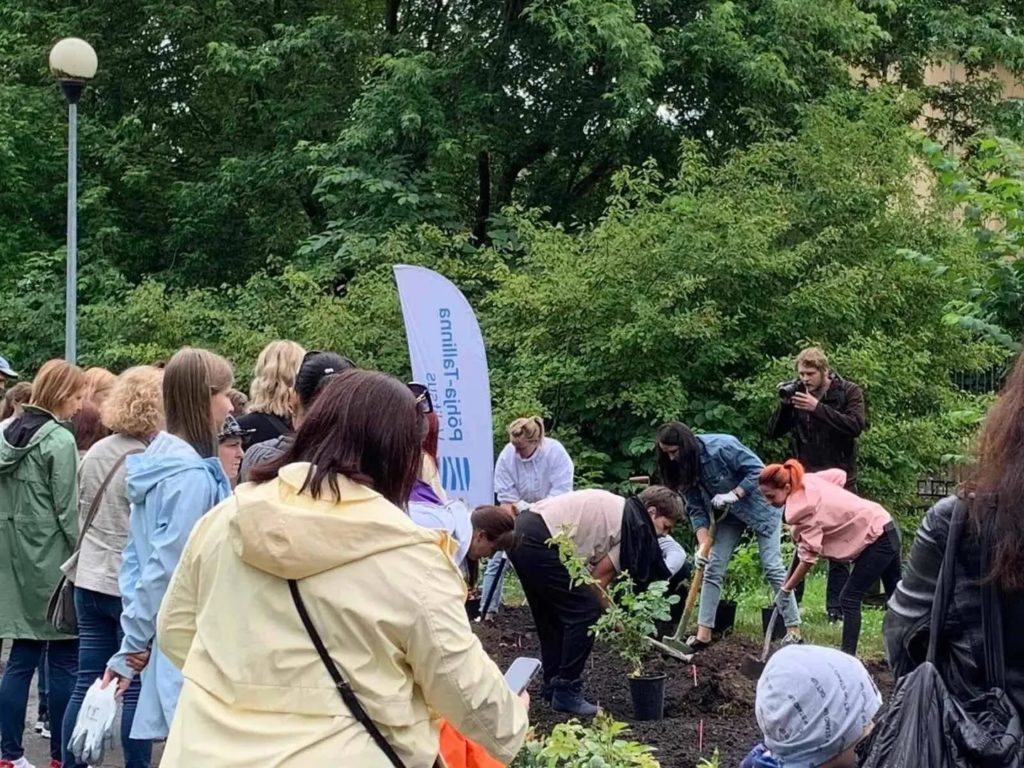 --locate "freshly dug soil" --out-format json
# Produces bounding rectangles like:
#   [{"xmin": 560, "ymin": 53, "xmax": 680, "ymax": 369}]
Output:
[{"xmin": 474, "ymin": 607, "xmax": 894, "ymax": 768}]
